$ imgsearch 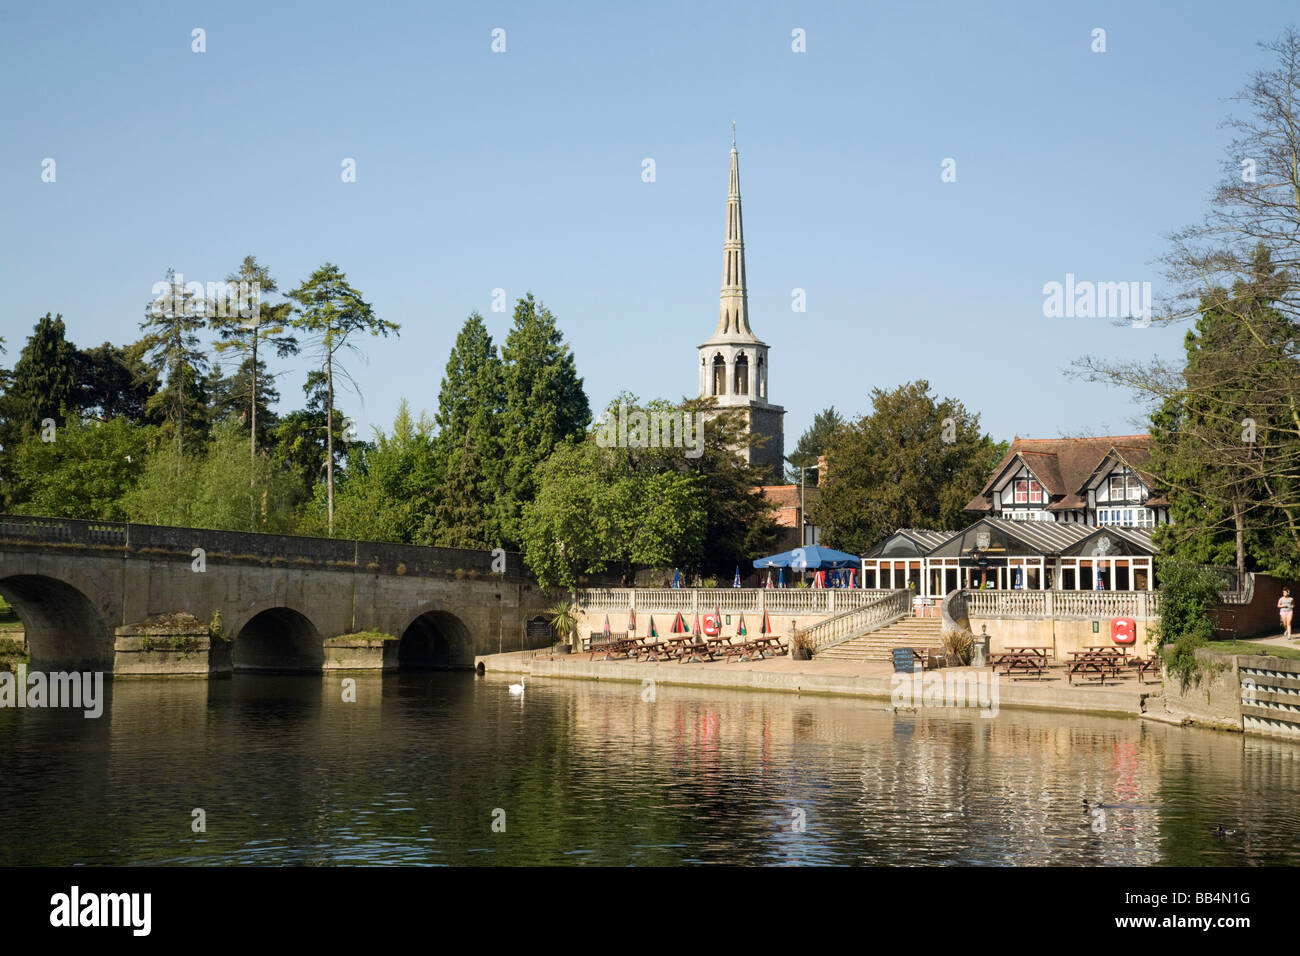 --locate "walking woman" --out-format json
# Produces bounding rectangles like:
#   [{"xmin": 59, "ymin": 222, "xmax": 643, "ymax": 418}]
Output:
[{"xmin": 1279, "ymin": 588, "xmax": 1294, "ymax": 640}]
